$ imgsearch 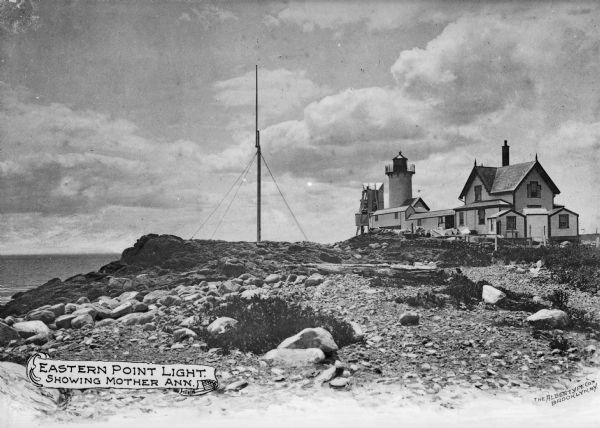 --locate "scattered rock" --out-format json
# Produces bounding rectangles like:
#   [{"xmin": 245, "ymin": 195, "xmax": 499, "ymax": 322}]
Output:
[
  {"xmin": 207, "ymin": 317, "xmax": 238, "ymax": 335},
  {"xmin": 173, "ymin": 328, "xmax": 197, "ymax": 342},
  {"xmin": 225, "ymin": 380, "xmax": 248, "ymax": 392},
  {"xmin": 278, "ymin": 327, "xmax": 338, "ymax": 354},
  {"xmin": 157, "ymin": 295, "xmax": 182, "ymax": 307},
  {"xmin": 117, "ymin": 291, "xmax": 139, "ymax": 302},
  {"xmin": 399, "ymin": 312, "xmax": 420, "ymax": 326},
  {"xmin": 349, "ymin": 321, "xmax": 365, "ymax": 341},
  {"xmin": 76, "ymin": 297, "xmax": 90, "ymax": 305},
  {"xmin": 55, "ymin": 314, "xmax": 77, "ymax": 329},
  {"xmin": 264, "ymin": 274, "xmax": 281, "ymax": 284},
  {"xmin": 305, "ymin": 273, "xmax": 325, "ymax": 287},
  {"xmin": 143, "ymin": 290, "xmax": 171, "ymax": 304},
  {"xmin": 526, "ymin": 309, "xmax": 570, "ymax": 329},
  {"xmin": 111, "ymin": 301, "xmax": 134, "ymax": 318},
  {"xmin": 482, "ymin": 285, "xmax": 506, "ymax": 305},
  {"xmin": 329, "ymin": 377, "xmax": 349, "ymax": 389},
  {"xmin": 26, "ymin": 310, "xmax": 55, "ymax": 324},
  {"xmin": 71, "ymin": 314, "xmax": 94, "ymax": 329}
]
